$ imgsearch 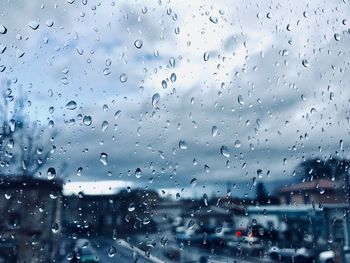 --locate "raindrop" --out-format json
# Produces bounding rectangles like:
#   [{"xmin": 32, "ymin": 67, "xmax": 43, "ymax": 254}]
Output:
[
  {"xmin": 28, "ymin": 21, "xmax": 39, "ymax": 30},
  {"xmin": 135, "ymin": 168, "xmax": 142, "ymax": 178},
  {"xmin": 238, "ymin": 95, "xmax": 244, "ymax": 105},
  {"xmin": 209, "ymin": 16, "xmax": 218, "ymax": 24},
  {"xmin": 128, "ymin": 203, "xmax": 136, "ymax": 212},
  {"xmin": 134, "ymin": 39, "xmax": 143, "ymax": 49},
  {"xmin": 119, "ymin": 73, "xmax": 128, "ymax": 83},
  {"xmin": 220, "ymin": 145, "xmax": 230, "ymax": 158},
  {"xmin": 204, "ymin": 165, "xmax": 210, "ymax": 173},
  {"xmin": 169, "ymin": 57, "xmax": 175, "ymax": 67},
  {"xmin": 302, "ymin": 59, "xmax": 309, "ymax": 68},
  {"xmin": 152, "ymin": 93, "xmax": 160, "ymax": 107},
  {"xmin": 108, "ymin": 246, "xmax": 117, "ymax": 258},
  {"xmin": 203, "ymin": 52, "xmax": 210, "ymax": 61},
  {"xmin": 100, "ymin": 153, "xmax": 108, "ymax": 165},
  {"xmin": 65, "ymin": 100, "xmax": 77, "ymax": 110},
  {"xmin": 0, "ymin": 24, "xmax": 7, "ymax": 34},
  {"xmin": 77, "ymin": 167, "xmax": 83, "ymax": 176},
  {"xmin": 179, "ymin": 140, "xmax": 187, "ymax": 150},
  {"xmin": 103, "ymin": 68, "xmax": 111, "ymax": 76},
  {"xmin": 161, "ymin": 80, "xmax": 167, "ymax": 89},
  {"xmin": 76, "ymin": 47, "xmax": 84, "ymax": 55},
  {"xmin": 212, "ymin": 126, "xmax": 218, "ymax": 137},
  {"xmin": 334, "ymin": 33, "xmax": 341, "ymax": 41},
  {"xmin": 47, "ymin": 167, "xmax": 56, "ymax": 180},
  {"xmin": 83, "ymin": 115, "xmax": 92, "ymax": 126},
  {"xmin": 45, "ymin": 19, "xmax": 54, "ymax": 27},
  {"xmin": 234, "ymin": 140, "xmax": 241, "ymax": 148},
  {"xmin": 114, "ymin": 110, "xmax": 122, "ymax": 120},
  {"xmin": 190, "ymin": 178, "xmax": 198, "ymax": 187},
  {"xmin": 170, "ymin": 73, "xmax": 177, "ymax": 82},
  {"xmin": 9, "ymin": 119, "xmax": 15, "ymax": 132},
  {"xmin": 51, "ymin": 222, "xmax": 59, "ymax": 233},
  {"xmin": 101, "ymin": 121, "xmax": 109, "ymax": 132},
  {"xmin": 67, "ymin": 0, "xmax": 75, "ymax": 3}
]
